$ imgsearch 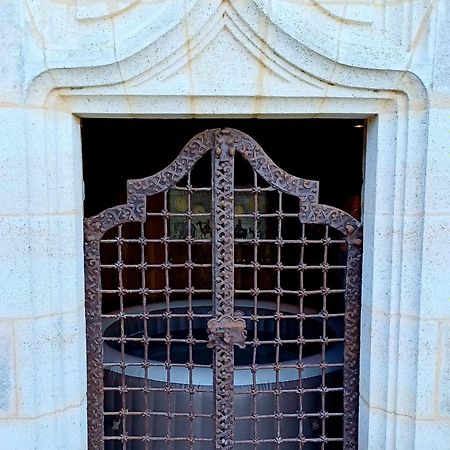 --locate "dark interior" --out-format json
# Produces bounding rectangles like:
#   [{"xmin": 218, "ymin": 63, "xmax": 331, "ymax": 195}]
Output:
[
  {"xmin": 82, "ymin": 118, "xmax": 365, "ymax": 313},
  {"xmin": 82, "ymin": 119, "xmax": 365, "ymax": 217}
]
